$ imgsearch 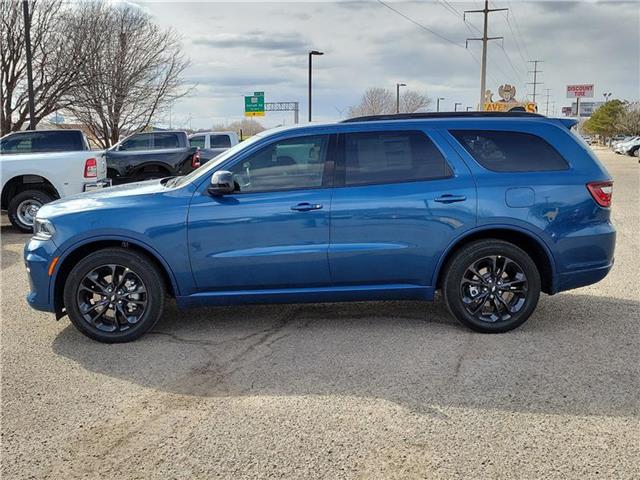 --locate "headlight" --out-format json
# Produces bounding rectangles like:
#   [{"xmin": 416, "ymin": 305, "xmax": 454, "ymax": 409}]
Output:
[{"xmin": 33, "ymin": 218, "xmax": 56, "ymax": 241}]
